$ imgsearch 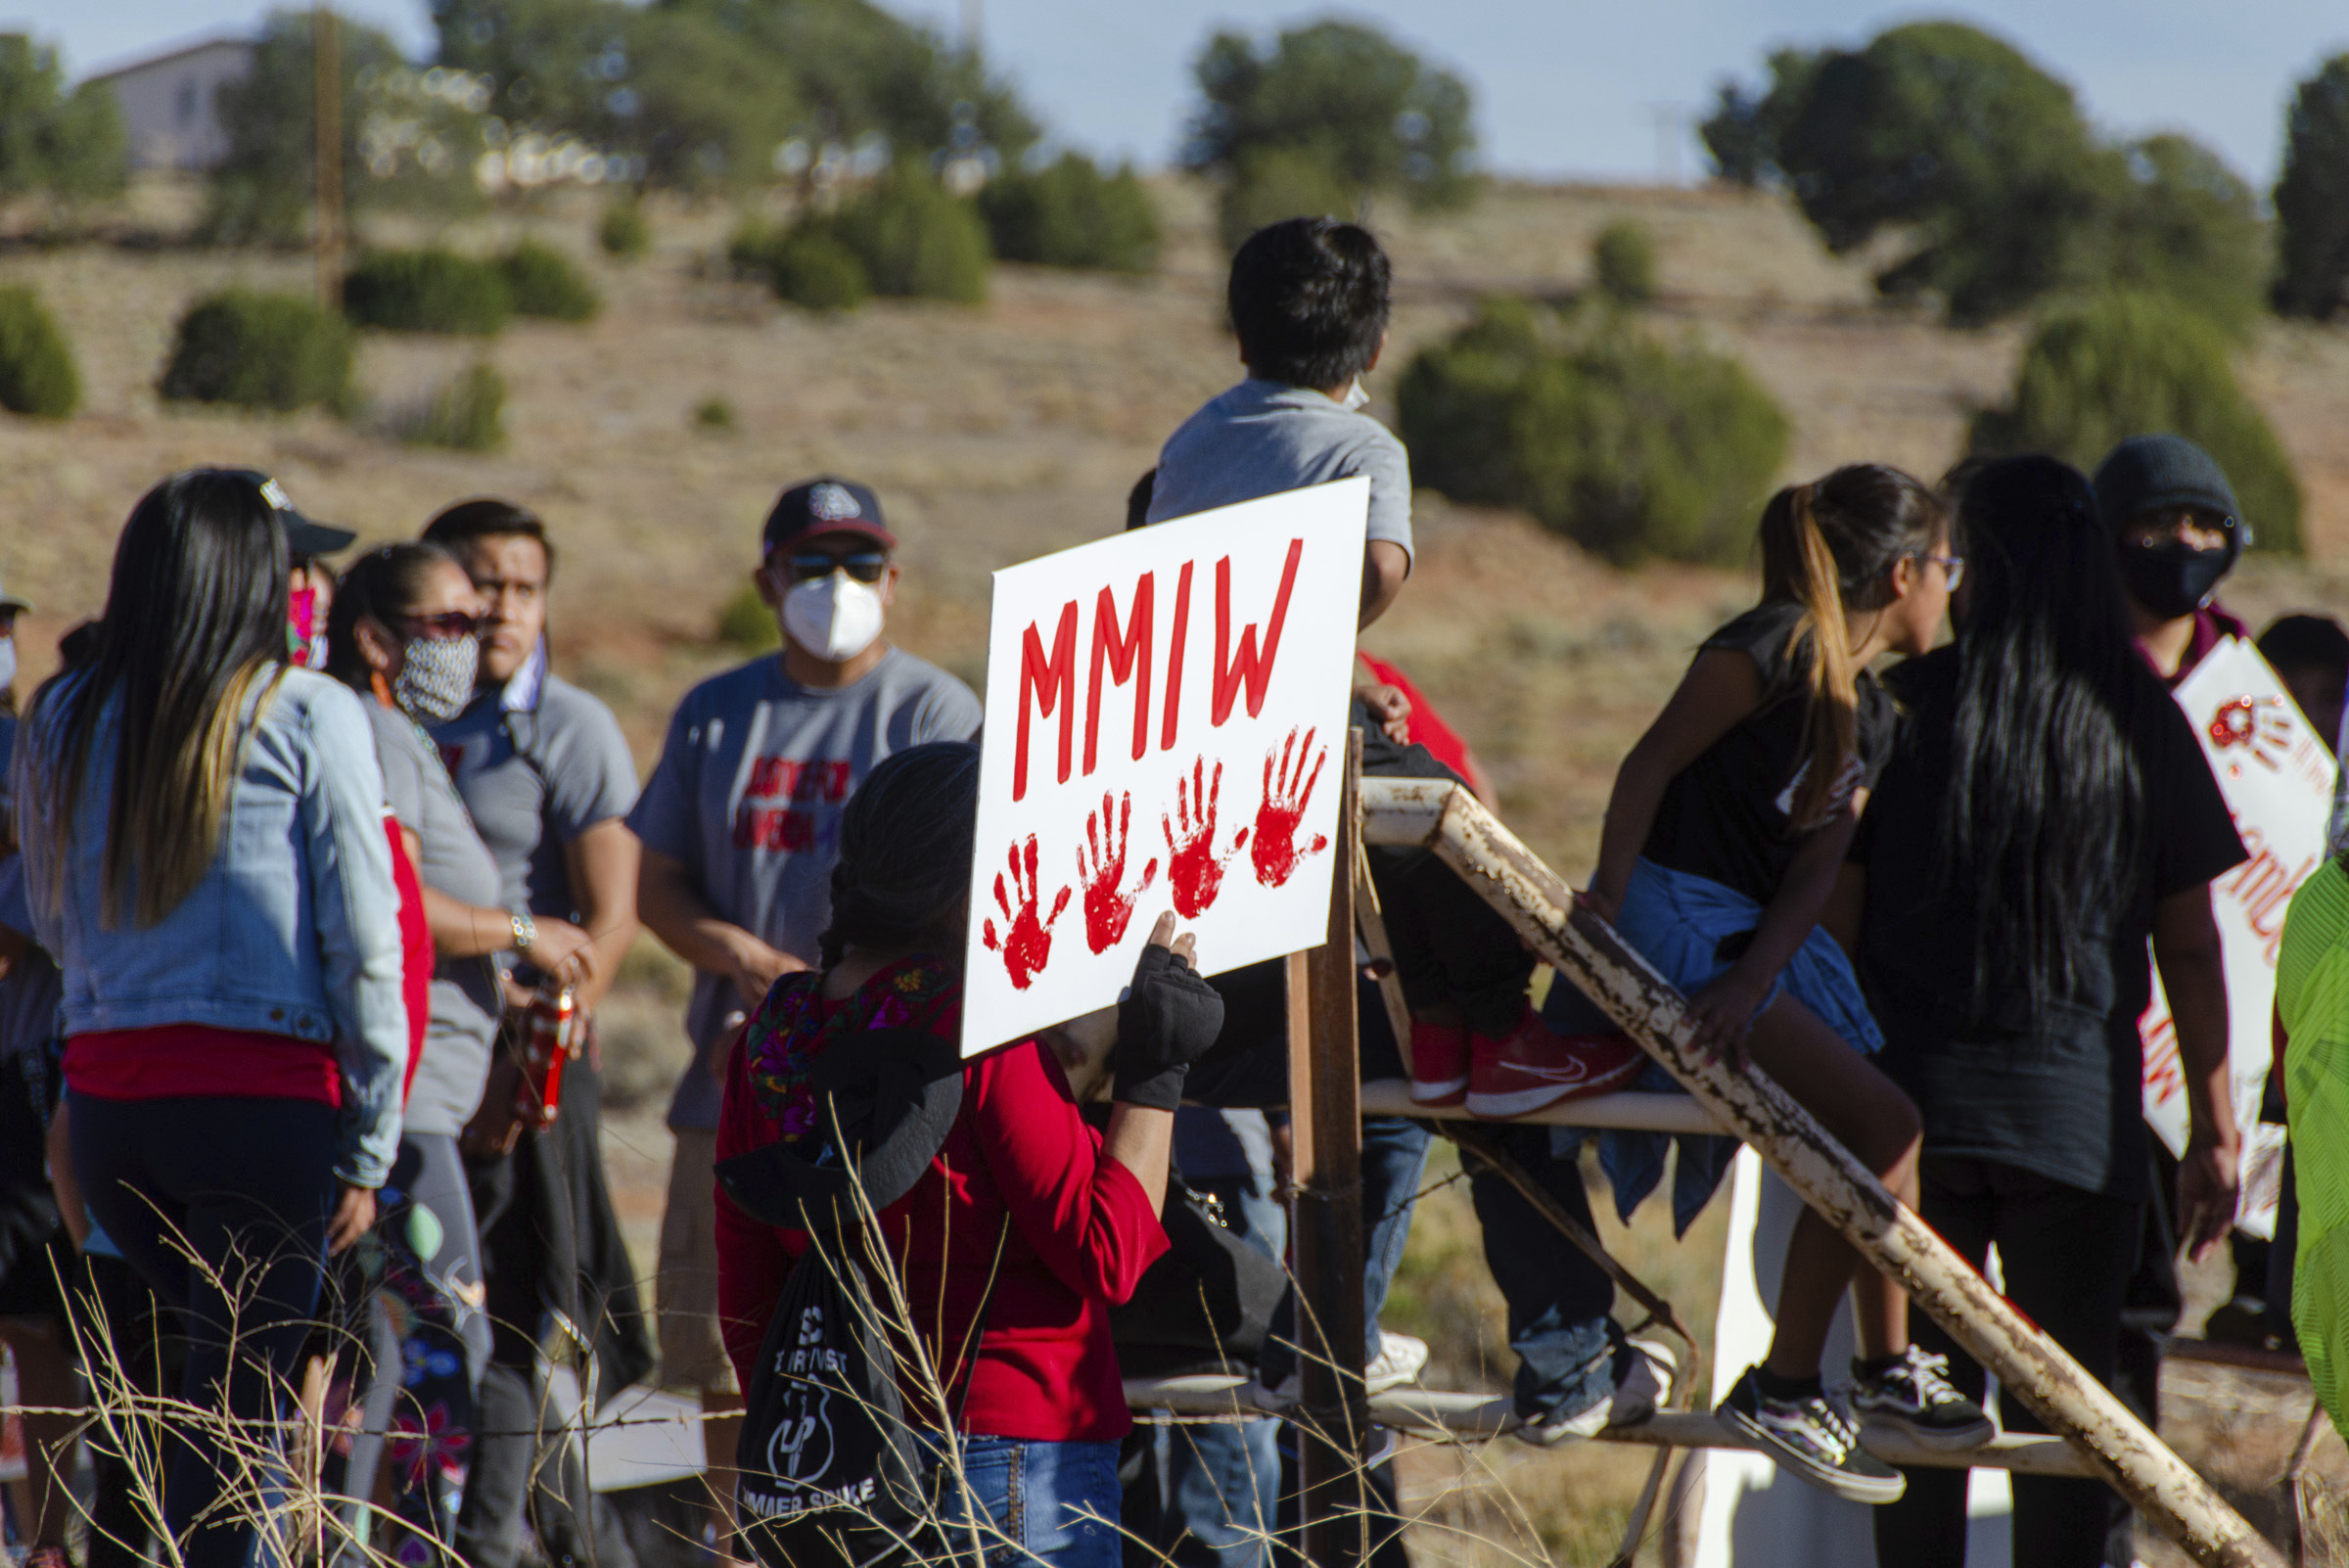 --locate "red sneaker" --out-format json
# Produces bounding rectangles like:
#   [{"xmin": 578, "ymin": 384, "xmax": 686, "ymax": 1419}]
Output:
[
  {"xmin": 1409, "ymin": 1019, "xmax": 1469, "ymax": 1106},
  {"xmin": 1466, "ymin": 1010, "xmax": 1644, "ymax": 1119}
]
